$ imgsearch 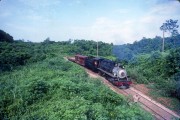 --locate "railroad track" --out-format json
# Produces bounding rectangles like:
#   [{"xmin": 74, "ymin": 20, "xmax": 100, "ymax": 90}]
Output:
[
  {"xmin": 67, "ymin": 57, "xmax": 180, "ymax": 120},
  {"xmin": 123, "ymin": 88, "xmax": 180, "ymax": 120},
  {"xmin": 86, "ymin": 68, "xmax": 180, "ymax": 120}
]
